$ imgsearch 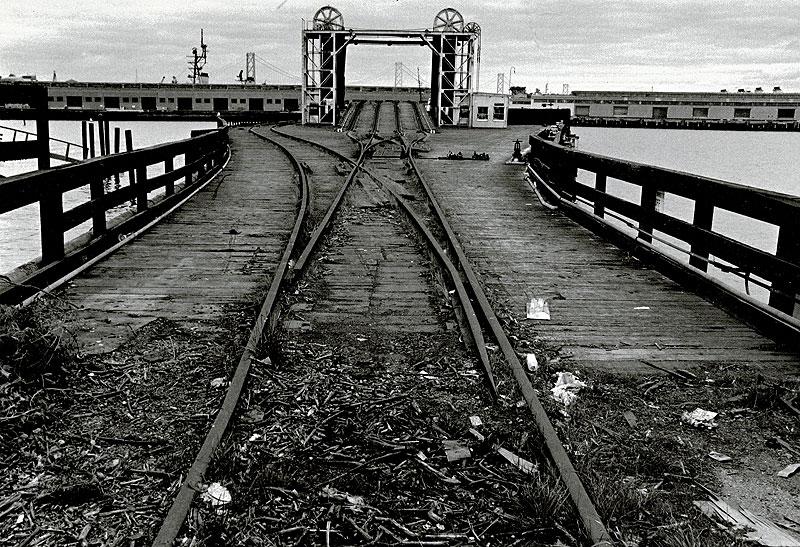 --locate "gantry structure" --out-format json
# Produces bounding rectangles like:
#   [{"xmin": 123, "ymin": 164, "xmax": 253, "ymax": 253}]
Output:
[{"xmin": 301, "ymin": 6, "xmax": 480, "ymax": 126}]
